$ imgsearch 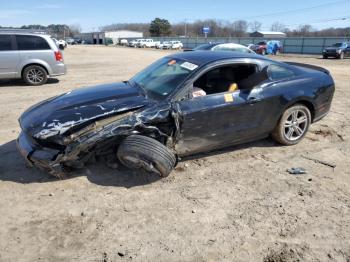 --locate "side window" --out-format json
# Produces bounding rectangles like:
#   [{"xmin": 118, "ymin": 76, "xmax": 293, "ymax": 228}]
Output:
[
  {"xmin": 0, "ymin": 35, "xmax": 13, "ymax": 51},
  {"xmin": 16, "ymin": 35, "xmax": 51, "ymax": 51},
  {"xmin": 268, "ymin": 64, "xmax": 295, "ymax": 80},
  {"xmin": 192, "ymin": 64, "xmax": 261, "ymax": 97}
]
